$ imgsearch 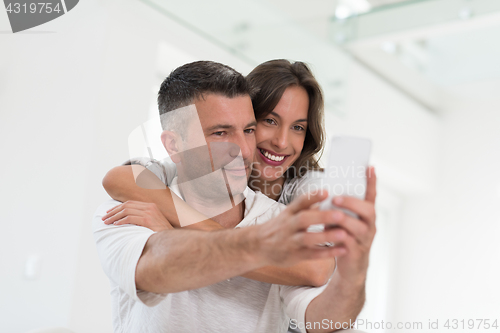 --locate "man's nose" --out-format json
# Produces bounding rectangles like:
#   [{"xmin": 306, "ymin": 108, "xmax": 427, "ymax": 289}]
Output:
[
  {"xmin": 209, "ymin": 142, "xmax": 239, "ymax": 170},
  {"xmin": 229, "ymin": 143, "xmax": 240, "ymax": 158},
  {"xmin": 234, "ymin": 135, "xmax": 252, "ymax": 162}
]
